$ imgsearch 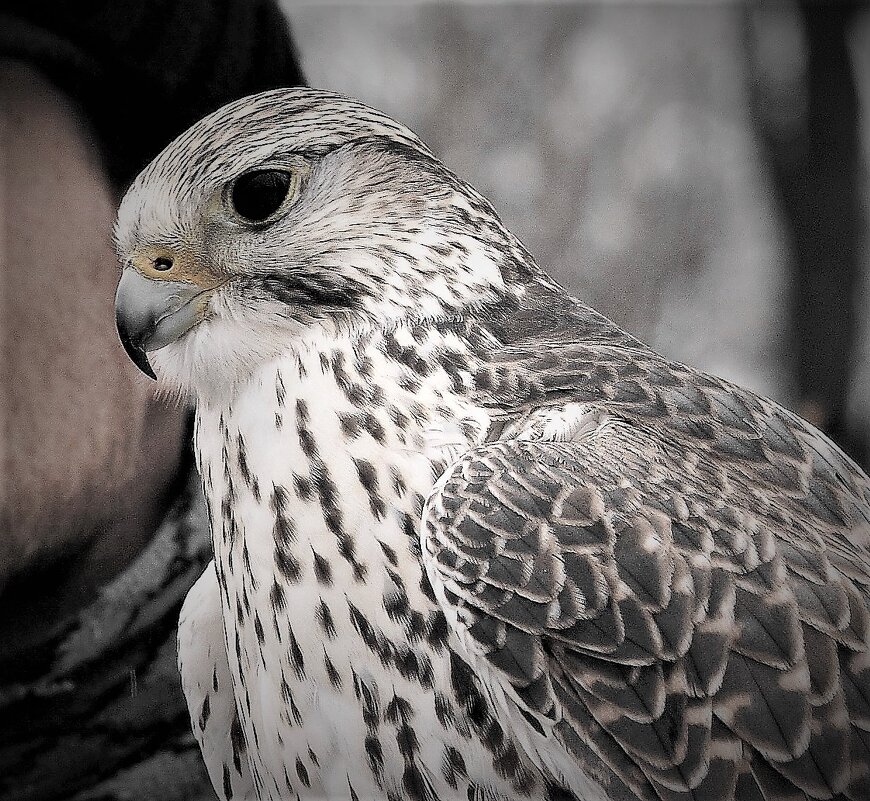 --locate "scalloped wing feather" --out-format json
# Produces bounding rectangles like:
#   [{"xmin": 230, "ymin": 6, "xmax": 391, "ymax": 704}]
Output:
[{"xmin": 423, "ymin": 342, "xmax": 870, "ymax": 801}]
